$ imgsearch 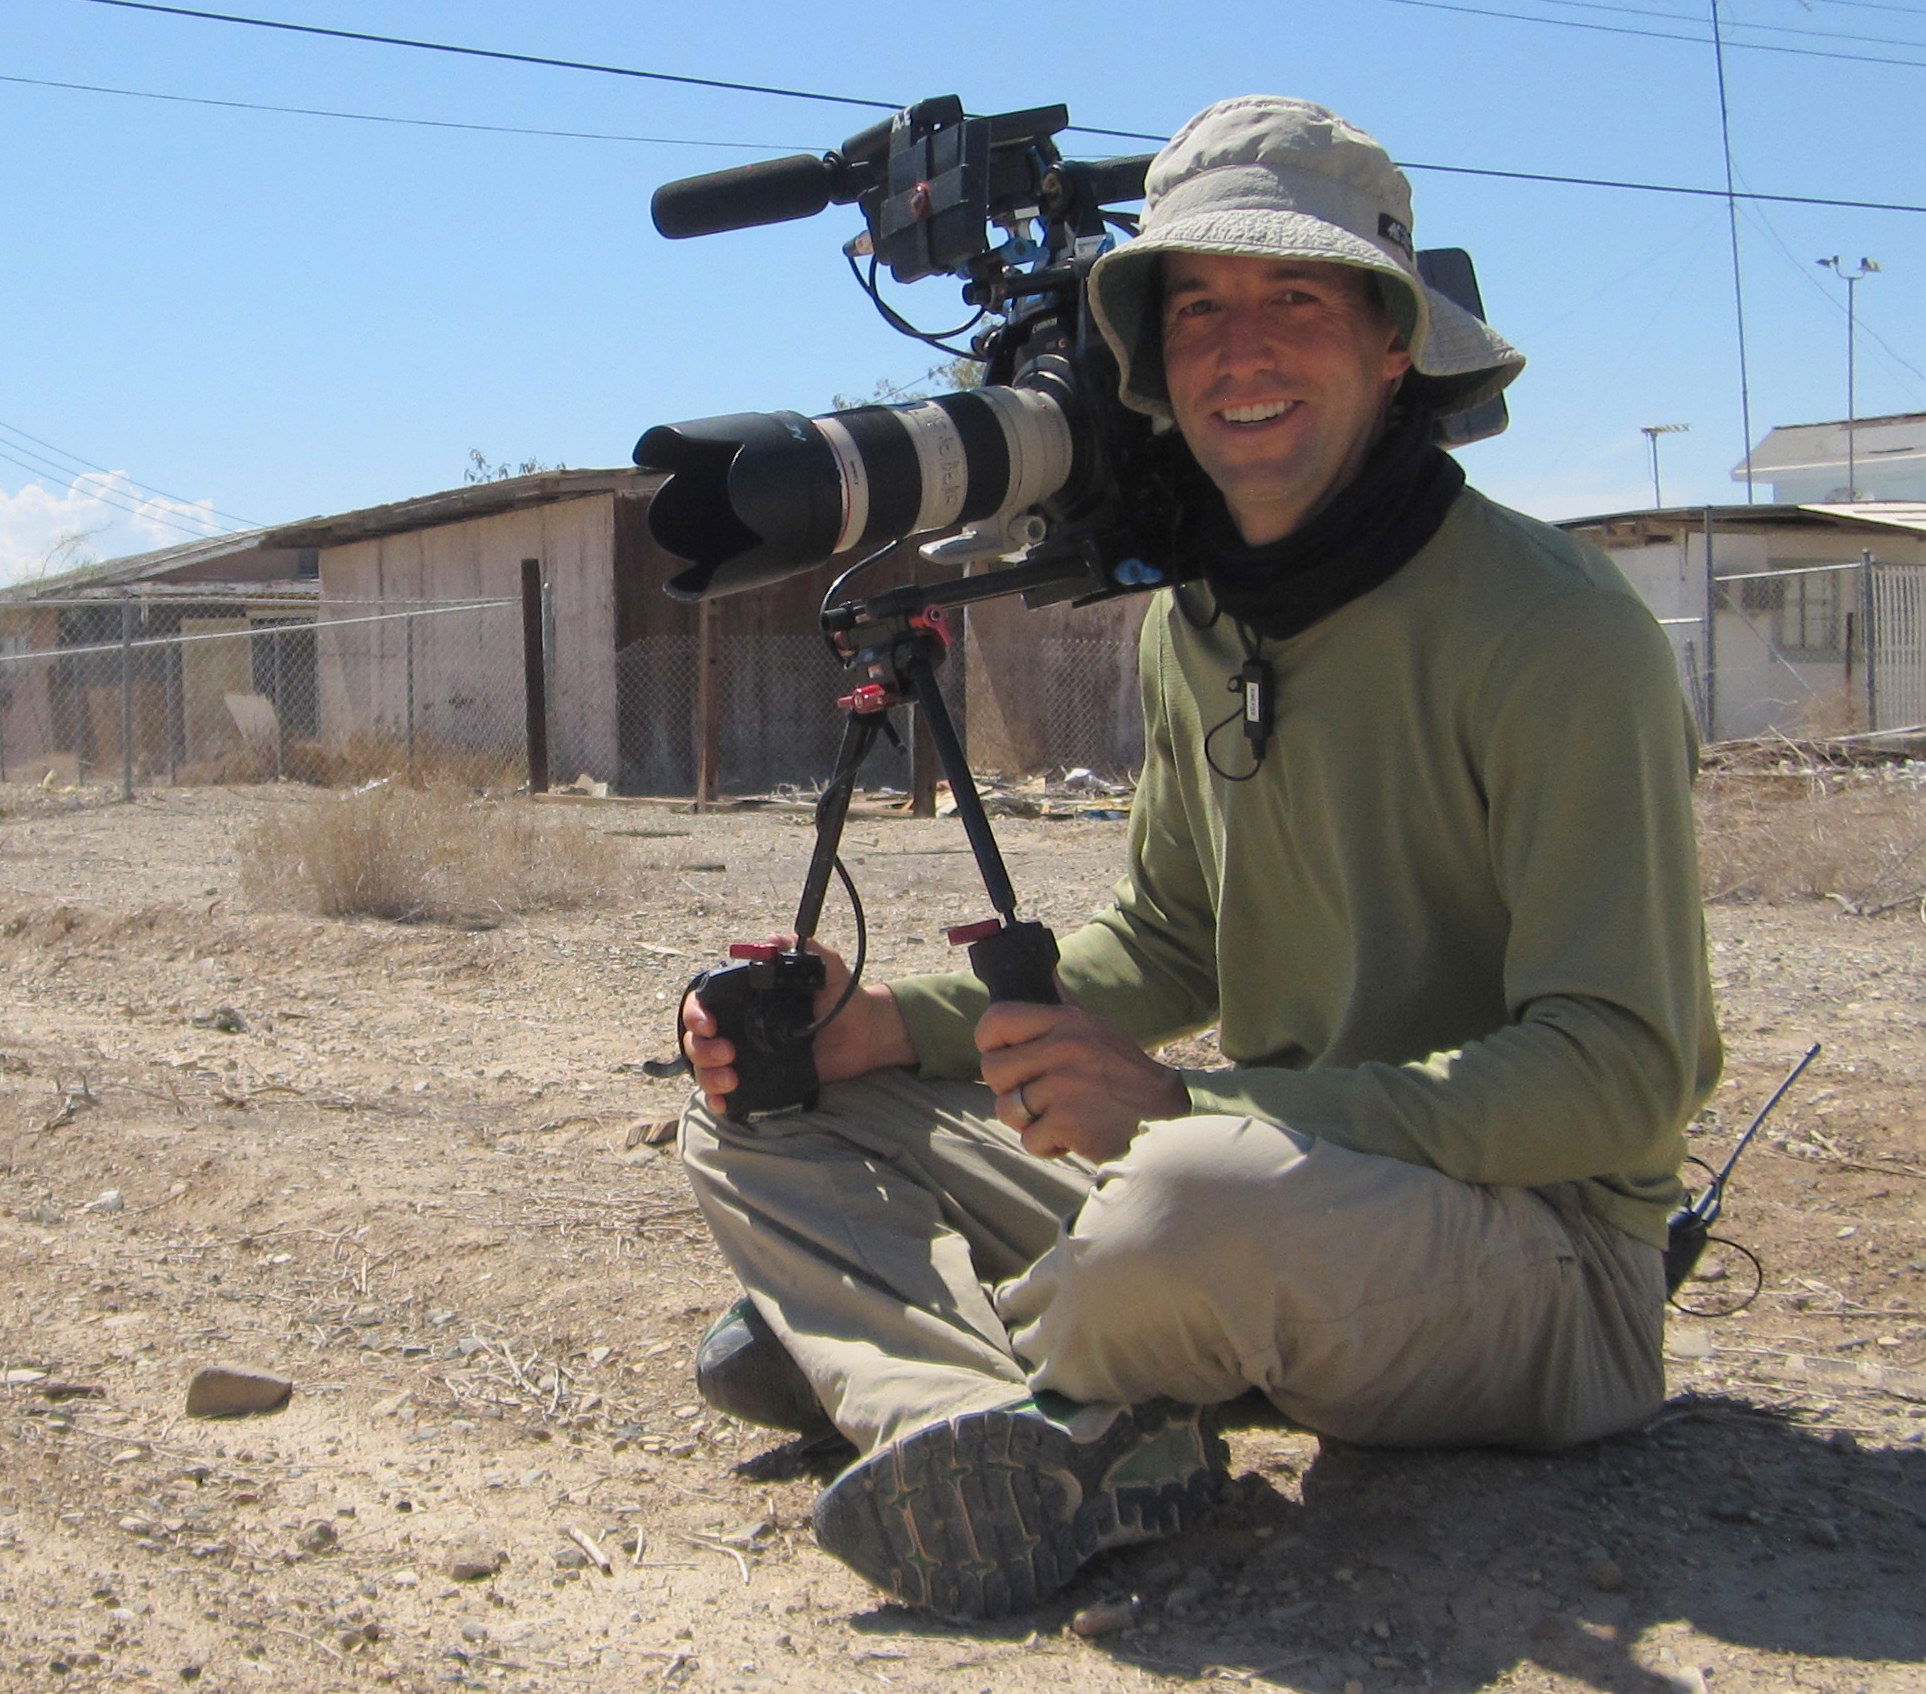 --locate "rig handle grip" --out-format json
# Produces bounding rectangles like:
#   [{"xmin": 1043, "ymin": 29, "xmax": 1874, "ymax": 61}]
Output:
[
  {"xmin": 967, "ymin": 920, "xmax": 1061, "ymax": 1006},
  {"xmin": 692, "ymin": 952, "xmax": 826, "ymax": 1122},
  {"xmin": 1663, "ymin": 1207, "xmax": 1710, "ymax": 1294}
]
